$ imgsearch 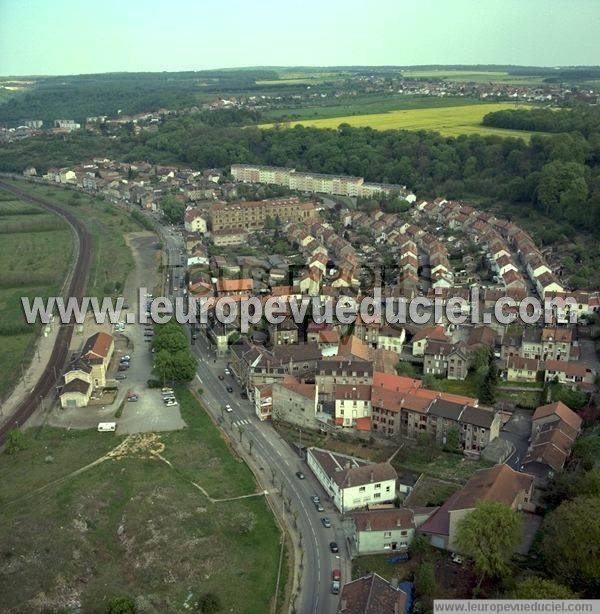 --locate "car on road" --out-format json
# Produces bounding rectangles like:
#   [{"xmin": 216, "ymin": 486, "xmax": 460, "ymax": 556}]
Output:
[
  {"xmin": 311, "ymin": 495, "xmax": 320, "ymax": 504},
  {"xmin": 321, "ymin": 517, "xmax": 331, "ymax": 528},
  {"xmin": 115, "ymin": 373, "xmax": 127, "ymax": 380},
  {"xmin": 329, "ymin": 542, "xmax": 339, "ymax": 553},
  {"xmin": 224, "ymin": 368, "xmax": 231, "ymax": 375},
  {"xmin": 314, "ymin": 502, "xmax": 324, "ymax": 512},
  {"xmin": 218, "ymin": 374, "xmax": 224, "ymax": 380},
  {"xmin": 226, "ymin": 386, "xmax": 234, "ymax": 393},
  {"xmin": 225, "ymin": 404, "xmax": 232, "ymax": 412},
  {"xmin": 331, "ymin": 570, "xmax": 341, "ymax": 594},
  {"xmin": 296, "ymin": 471, "xmax": 305, "ymax": 479},
  {"xmin": 331, "ymin": 580, "xmax": 340, "ymax": 595}
]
